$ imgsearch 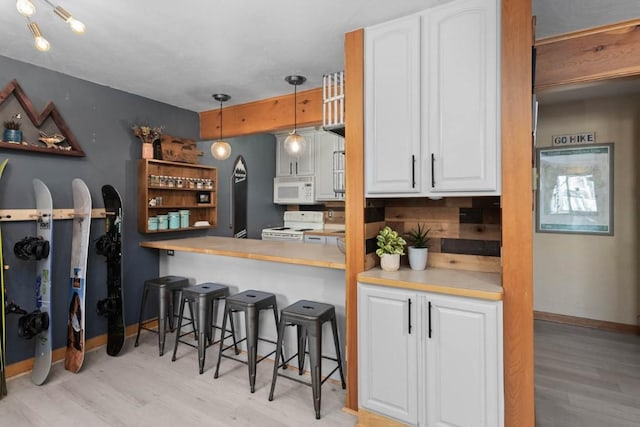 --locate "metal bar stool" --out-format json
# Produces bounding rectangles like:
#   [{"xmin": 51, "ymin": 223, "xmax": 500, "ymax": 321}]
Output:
[
  {"xmin": 214, "ymin": 290, "xmax": 285, "ymax": 393},
  {"xmin": 268, "ymin": 299, "xmax": 346, "ymax": 419},
  {"xmin": 134, "ymin": 275, "xmax": 189, "ymax": 356},
  {"xmin": 171, "ymin": 282, "xmax": 238, "ymax": 374}
]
